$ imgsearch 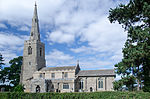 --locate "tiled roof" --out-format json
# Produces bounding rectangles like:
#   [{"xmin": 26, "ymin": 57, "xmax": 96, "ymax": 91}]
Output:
[
  {"xmin": 76, "ymin": 69, "xmax": 115, "ymax": 76},
  {"xmin": 40, "ymin": 66, "xmax": 76, "ymax": 71}
]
